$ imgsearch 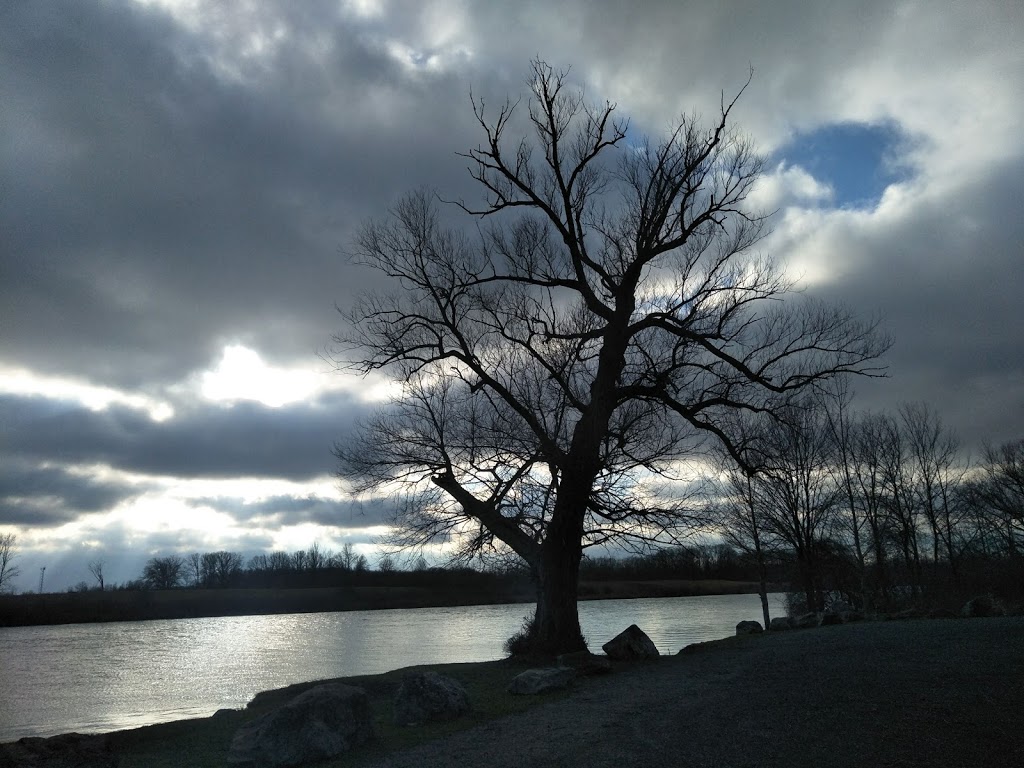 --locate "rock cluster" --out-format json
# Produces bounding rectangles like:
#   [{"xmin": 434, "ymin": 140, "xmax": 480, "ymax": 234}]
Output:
[
  {"xmin": 507, "ymin": 667, "xmax": 576, "ymax": 695},
  {"xmin": 735, "ymin": 620, "xmax": 764, "ymax": 635},
  {"xmin": 393, "ymin": 671, "xmax": 471, "ymax": 726},
  {"xmin": 962, "ymin": 595, "xmax": 1005, "ymax": 618},
  {"xmin": 227, "ymin": 684, "xmax": 374, "ymax": 768},
  {"xmin": 0, "ymin": 733, "xmax": 117, "ymax": 768}
]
